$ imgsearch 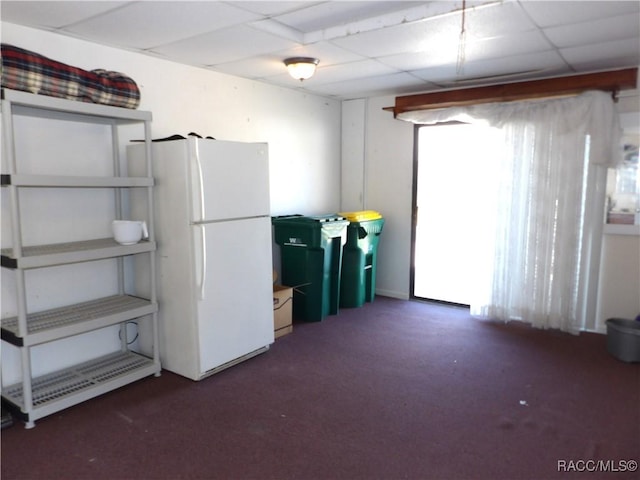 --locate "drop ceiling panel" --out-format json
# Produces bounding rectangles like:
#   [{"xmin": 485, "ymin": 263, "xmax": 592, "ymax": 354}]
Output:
[
  {"xmin": 0, "ymin": 1, "xmax": 127, "ymax": 29},
  {"xmin": 308, "ymin": 72, "xmax": 432, "ymax": 98},
  {"xmin": 410, "ymin": 64, "xmax": 465, "ymax": 84},
  {"xmin": 248, "ymin": 19, "xmax": 304, "ymax": 43},
  {"xmin": 209, "ymin": 55, "xmax": 286, "ymax": 80},
  {"xmin": 457, "ymin": 1, "xmax": 538, "ymax": 39},
  {"xmin": 275, "ymin": 42, "xmax": 366, "ymax": 68},
  {"xmin": 306, "ymin": 60, "xmax": 400, "ymax": 86},
  {"xmin": 150, "ymin": 24, "xmax": 300, "ymax": 66},
  {"xmin": 331, "ymin": 18, "xmax": 457, "ymax": 59},
  {"xmin": 272, "ymin": 1, "xmax": 424, "ymax": 33},
  {"xmin": 330, "ymin": 2, "xmax": 537, "ymax": 59},
  {"xmin": 303, "ymin": 0, "xmax": 482, "ymax": 44},
  {"xmin": 417, "ymin": 51, "xmax": 570, "ymax": 86},
  {"xmin": 228, "ymin": 1, "xmax": 314, "ymax": 17},
  {"xmin": 466, "ymin": 30, "xmax": 553, "ymax": 60},
  {"xmin": 469, "ymin": 50, "xmax": 569, "ymax": 79},
  {"xmin": 543, "ymin": 14, "xmax": 640, "ymax": 48},
  {"xmin": 560, "ymin": 38, "xmax": 640, "ymax": 68},
  {"xmin": 520, "ymin": 0, "xmax": 640, "ymax": 28},
  {"xmin": 563, "ymin": 54, "xmax": 640, "ymax": 74},
  {"xmin": 375, "ymin": 28, "xmax": 551, "ymax": 73},
  {"xmin": 377, "ymin": 50, "xmax": 453, "ymax": 72},
  {"xmin": 64, "ymin": 2, "xmax": 261, "ymax": 50}
]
